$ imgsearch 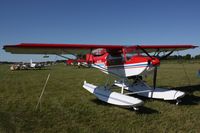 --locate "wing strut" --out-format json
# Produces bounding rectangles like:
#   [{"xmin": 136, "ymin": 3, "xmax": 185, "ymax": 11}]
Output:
[
  {"xmin": 159, "ymin": 50, "xmax": 175, "ymax": 60},
  {"xmin": 56, "ymin": 54, "xmax": 73, "ymax": 60},
  {"xmin": 136, "ymin": 45, "xmax": 153, "ymax": 59}
]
